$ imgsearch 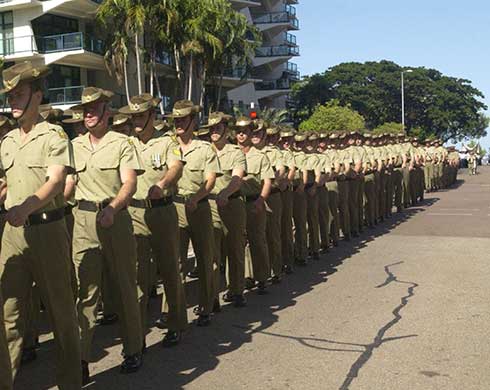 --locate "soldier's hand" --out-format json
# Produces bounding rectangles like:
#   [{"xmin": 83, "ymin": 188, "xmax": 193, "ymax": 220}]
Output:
[
  {"xmin": 97, "ymin": 206, "xmax": 115, "ymax": 228},
  {"xmin": 186, "ymin": 198, "xmax": 198, "ymax": 213},
  {"xmin": 148, "ymin": 185, "xmax": 164, "ymax": 200},
  {"xmin": 6, "ymin": 205, "xmax": 29, "ymax": 227},
  {"xmin": 254, "ymin": 197, "xmax": 265, "ymax": 214},
  {"xmin": 216, "ymin": 193, "xmax": 229, "ymax": 208}
]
